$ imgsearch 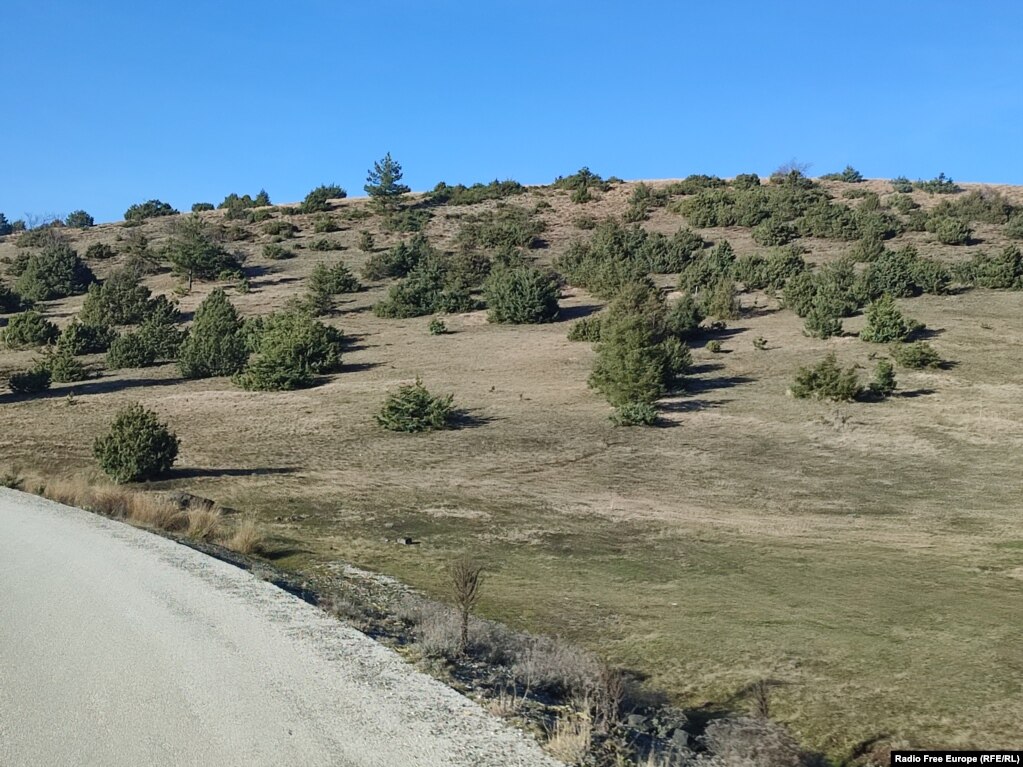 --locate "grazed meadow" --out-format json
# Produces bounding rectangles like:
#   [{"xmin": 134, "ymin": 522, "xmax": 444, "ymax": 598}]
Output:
[{"xmin": 2, "ymin": 174, "xmax": 1022, "ymax": 758}]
